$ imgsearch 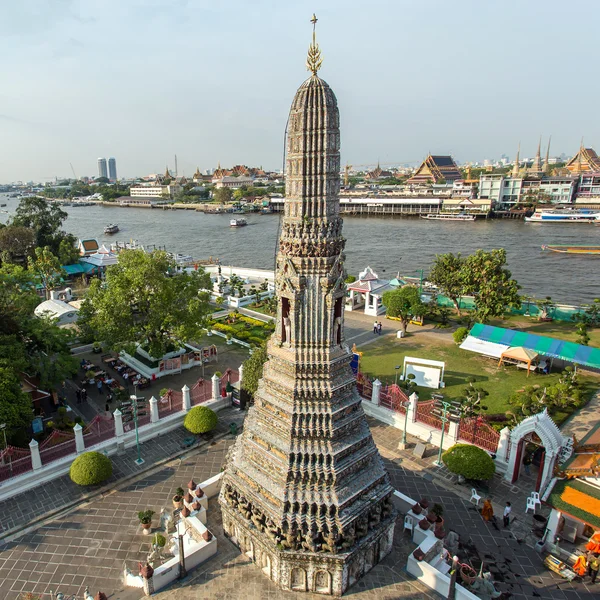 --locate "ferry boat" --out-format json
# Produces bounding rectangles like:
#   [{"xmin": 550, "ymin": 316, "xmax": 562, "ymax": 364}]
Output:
[
  {"xmin": 542, "ymin": 245, "xmax": 600, "ymax": 255},
  {"xmin": 420, "ymin": 213, "xmax": 476, "ymax": 221},
  {"xmin": 104, "ymin": 224, "xmax": 119, "ymax": 234},
  {"xmin": 229, "ymin": 218, "xmax": 247, "ymax": 227},
  {"xmin": 525, "ymin": 209, "xmax": 600, "ymax": 223}
]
